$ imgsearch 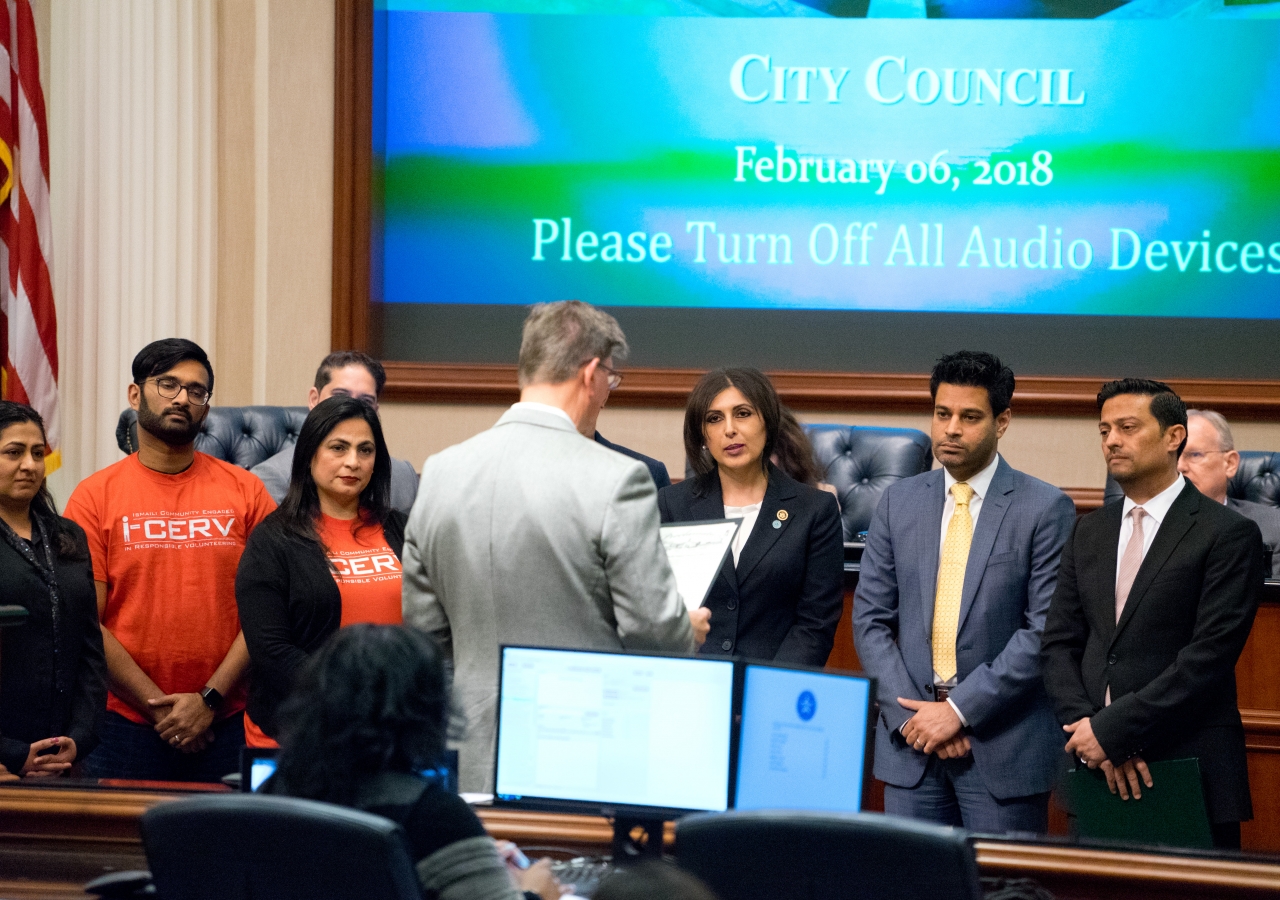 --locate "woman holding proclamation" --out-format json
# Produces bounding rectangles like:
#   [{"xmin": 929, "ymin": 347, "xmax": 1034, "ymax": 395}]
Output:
[
  {"xmin": 236, "ymin": 396, "xmax": 408, "ymax": 748},
  {"xmin": 0, "ymin": 401, "xmax": 106, "ymax": 777},
  {"xmin": 658, "ymin": 368, "xmax": 843, "ymax": 666}
]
